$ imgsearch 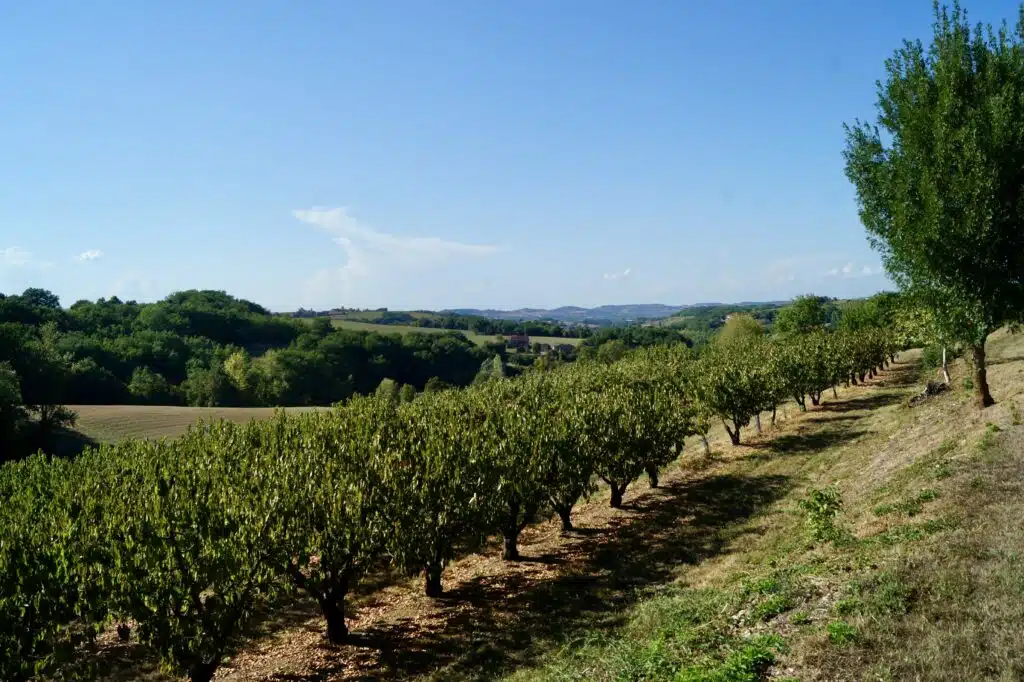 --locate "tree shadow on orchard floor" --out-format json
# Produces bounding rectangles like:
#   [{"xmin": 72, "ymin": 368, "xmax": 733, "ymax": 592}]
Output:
[
  {"xmin": 818, "ymin": 392, "xmax": 904, "ymax": 413},
  {"xmin": 280, "ymin": 472, "xmax": 791, "ymax": 681}
]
